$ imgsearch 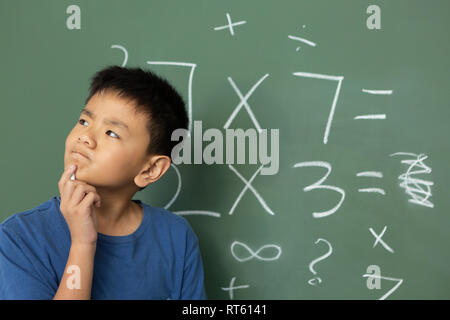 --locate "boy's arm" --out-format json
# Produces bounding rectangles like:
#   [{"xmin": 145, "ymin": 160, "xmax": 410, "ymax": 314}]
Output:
[
  {"xmin": 53, "ymin": 244, "xmax": 96, "ymax": 300},
  {"xmin": 0, "ymin": 225, "xmax": 96, "ymax": 300},
  {"xmin": 54, "ymin": 164, "xmax": 100, "ymax": 299},
  {"xmin": 180, "ymin": 227, "xmax": 207, "ymax": 300},
  {"xmin": 0, "ymin": 225, "xmax": 55, "ymax": 299}
]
